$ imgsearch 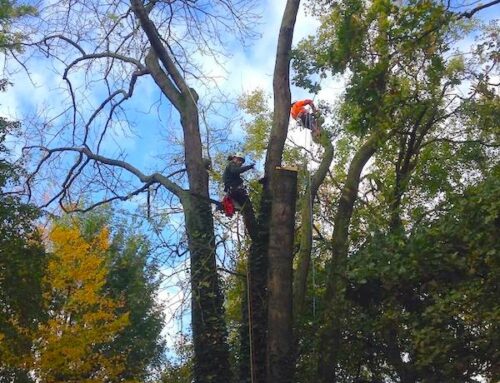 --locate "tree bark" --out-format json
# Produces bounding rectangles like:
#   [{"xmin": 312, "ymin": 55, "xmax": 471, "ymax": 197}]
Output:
[
  {"xmin": 181, "ymin": 110, "xmax": 232, "ymax": 383},
  {"xmin": 294, "ymin": 132, "xmax": 334, "ymax": 318},
  {"xmin": 247, "ymin": 2, "xmax": 301, "ymax": 382},
  {"xmin": 266, "ymin": 168, "xmax": 298, "ymax": 383},
  {"xmin": 318, "ymin": 130, "xmax": 385, "ymax": 383},
  {"xmin": 184, "ymin": 199, "xmax": 231, "ymax": 383},
  {"xmin": 131, "ymin": 3, "xmax": 232, "ymax": 381},
  {"xmin": 247, "ymin": 237, "xmax": 268, "ymax": 383},
  {"xmin": 239, "ymin": 277, "xmax": 251, "ymax": 383},
  {"xmin": 265, "ymin": 0, "xmax": 301, "ymax": 178}
]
